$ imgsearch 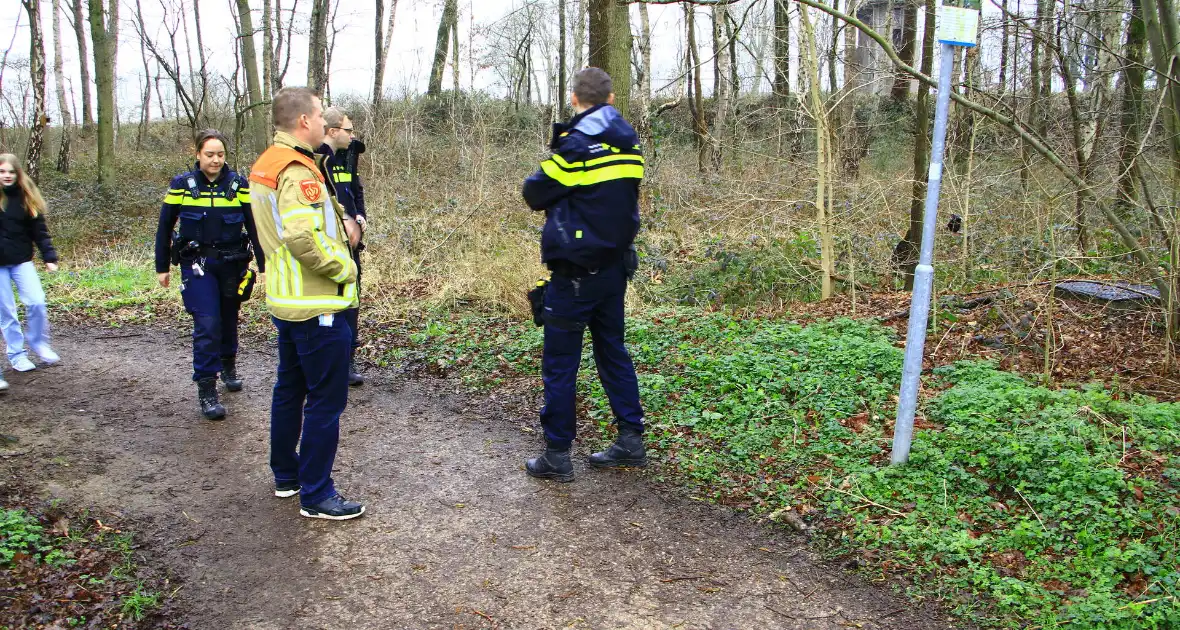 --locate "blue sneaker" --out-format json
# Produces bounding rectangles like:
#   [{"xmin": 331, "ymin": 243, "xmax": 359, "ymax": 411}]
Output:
[
  {"xmin": 11, "ymin": 356, "xmax": 35, "ymax": 372},
  {"xmin": 300, "ymin": 493, "xmax": 366, "ymax": 520}
]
